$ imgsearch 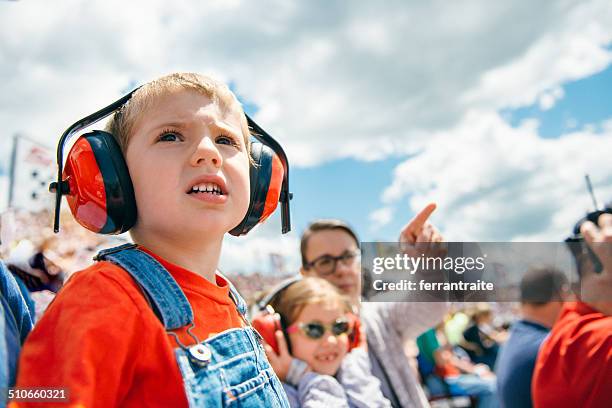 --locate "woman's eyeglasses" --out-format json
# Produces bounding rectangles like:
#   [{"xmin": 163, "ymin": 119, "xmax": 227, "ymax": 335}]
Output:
[
  {"xmin": 287, "ymin": 317, "xmax": 353, "ymax": 339},
  {"xmin": 304, "ymin": 250, "xmax": 360, "ymax": 276}
]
